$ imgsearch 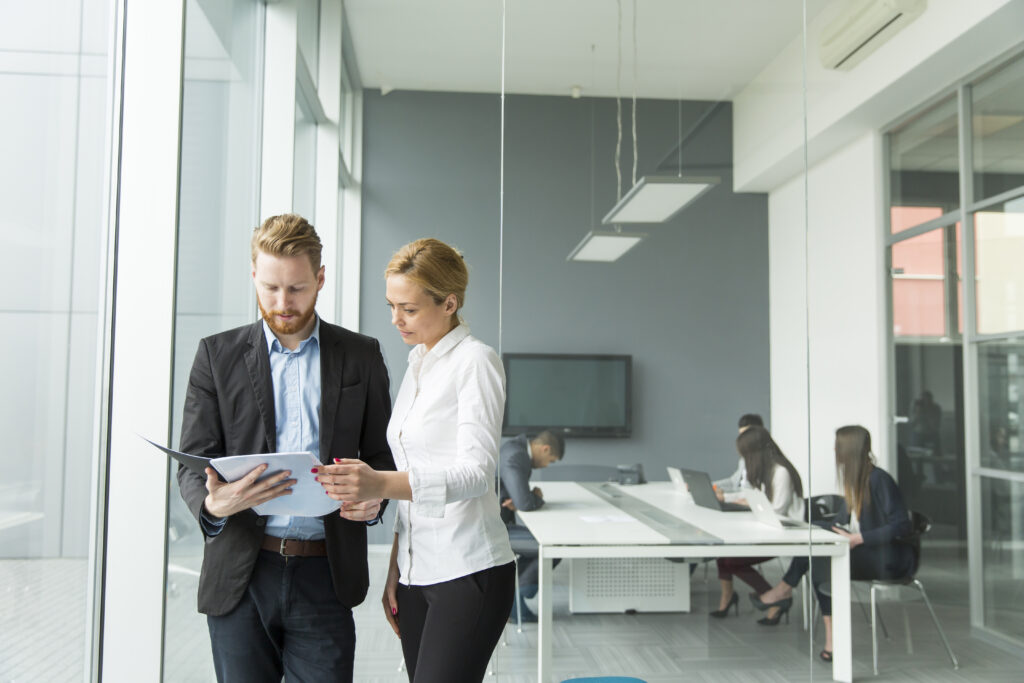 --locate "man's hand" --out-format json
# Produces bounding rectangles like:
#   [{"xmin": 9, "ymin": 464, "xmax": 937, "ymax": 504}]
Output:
[
  {"xmin": 501, "ymin": 497, "xmax": 517, "ymax": 512},
  {"xmin": 316, "ymin": 459, "xmax": 385, "ymax": 502},
  {"xmin": 339, "ymin": 498, "xmax": 383, "ymax": 522},
  {"xmin": 532, "ymin": 486, "xmax": 543, "ymax": 499},
  {"xmin": 203, "ymin": 464, "xmax": 295, "ymax": 519}
]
